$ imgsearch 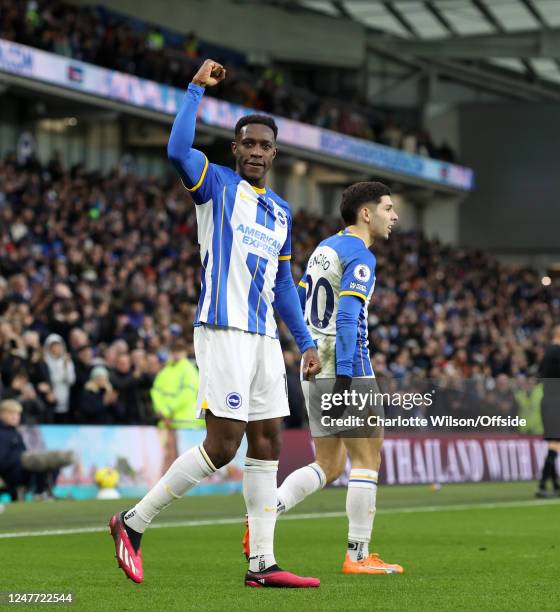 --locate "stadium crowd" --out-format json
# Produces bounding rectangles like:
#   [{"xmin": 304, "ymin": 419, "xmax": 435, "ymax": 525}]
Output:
[
  {"xmin": 0, "ymin": 0, "xmax": 456, "ymax": 163},
  {"xmin": 0, "ymin": 150, "xmax": 556, "ymax": 431}
]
